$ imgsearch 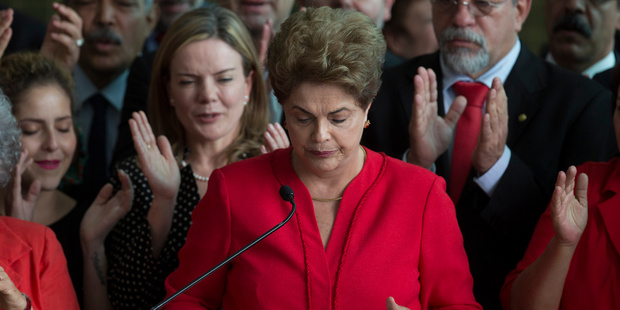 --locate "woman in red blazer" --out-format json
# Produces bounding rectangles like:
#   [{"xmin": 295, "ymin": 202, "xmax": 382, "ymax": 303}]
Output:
[
  {"xmin": 163, "ymin": 7, "xmax": 481, "ymax": 310},
  {"xmin": 501, "ymin": 68, "xmax": 620, "ymax": 310}
]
